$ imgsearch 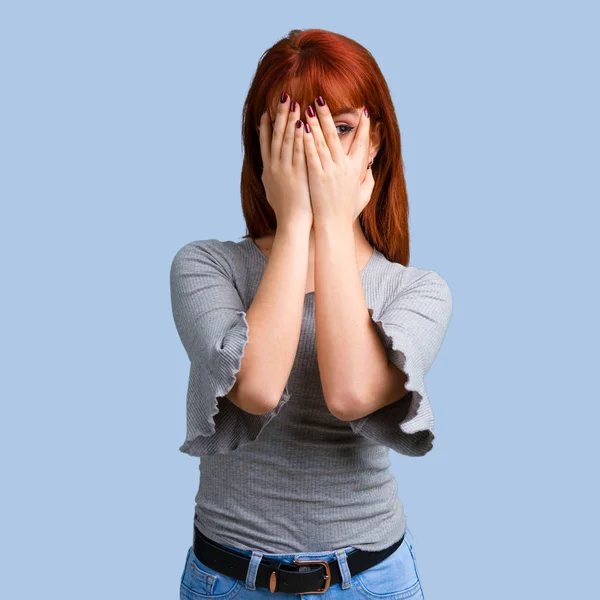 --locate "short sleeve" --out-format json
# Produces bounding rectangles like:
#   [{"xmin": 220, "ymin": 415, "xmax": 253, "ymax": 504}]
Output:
[
  {"xmin": 169, "ymin": 239, "xmax": 291, "ymax": 457},
  {"xmin": 349, "ymin": 268, "xmax": 453, "ymax": 457}
]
